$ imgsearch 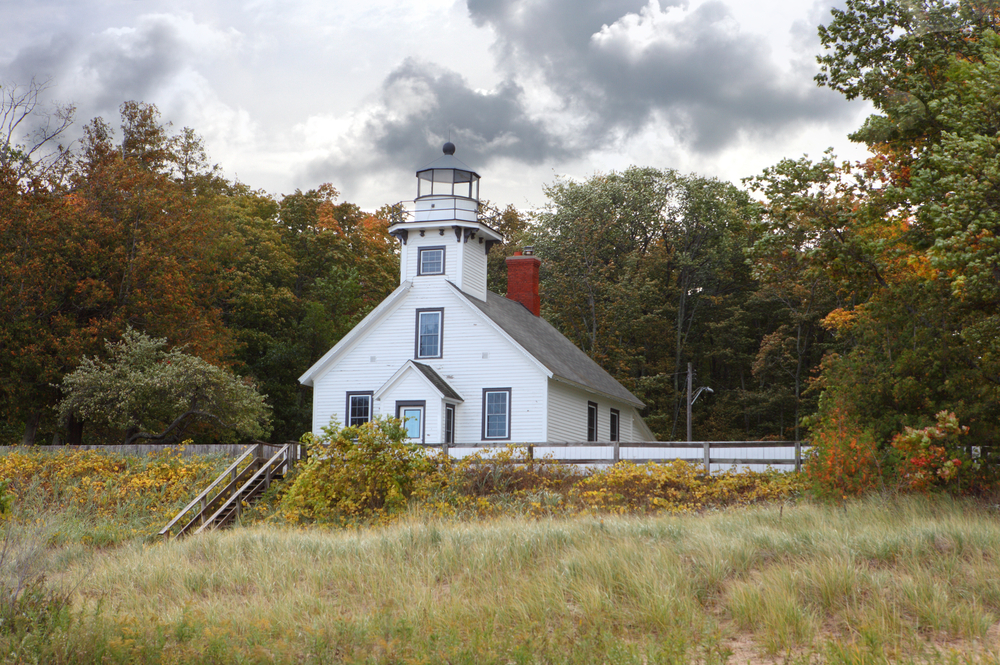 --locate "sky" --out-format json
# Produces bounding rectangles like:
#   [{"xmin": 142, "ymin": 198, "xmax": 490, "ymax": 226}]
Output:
[{"xmin": 0, "ymin": 0, "xmax": 874, "ymax": 212}]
